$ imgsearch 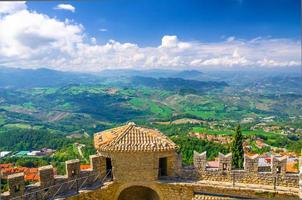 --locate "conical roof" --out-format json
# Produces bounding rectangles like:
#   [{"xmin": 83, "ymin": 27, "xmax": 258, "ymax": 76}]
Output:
[{"xmin": 94, "ymin": 122, "xmax": 178, "ymax": 152}]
